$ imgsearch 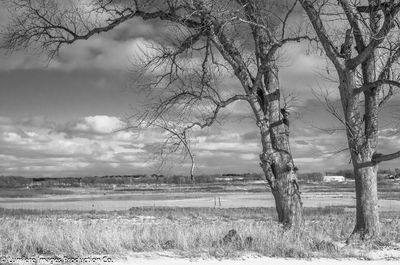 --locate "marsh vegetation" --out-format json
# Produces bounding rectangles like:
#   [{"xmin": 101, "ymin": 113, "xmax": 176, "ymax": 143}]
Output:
[{"xmin": 1, "ymin": 206, "xmax": 400, "ymax": 259}]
